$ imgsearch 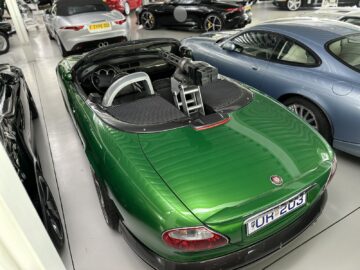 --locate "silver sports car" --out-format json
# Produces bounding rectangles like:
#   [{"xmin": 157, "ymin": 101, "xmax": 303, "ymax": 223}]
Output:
[{"xmin": 44, "ymin": 0, "xmax": 130, "ymax": 57}]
